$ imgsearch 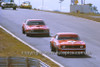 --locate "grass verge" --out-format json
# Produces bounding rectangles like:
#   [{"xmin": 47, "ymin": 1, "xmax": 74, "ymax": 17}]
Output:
[
  {"xmin": 35, "ymin": 9, "xmax": 100, "ymax": 22},
  {"xmin": 66, "ymin": 13, "xmax": 100, "ymax": 22},
  {"xmin": 0, "ymin": 28, "xmax": 59, "ymax": 67}
]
